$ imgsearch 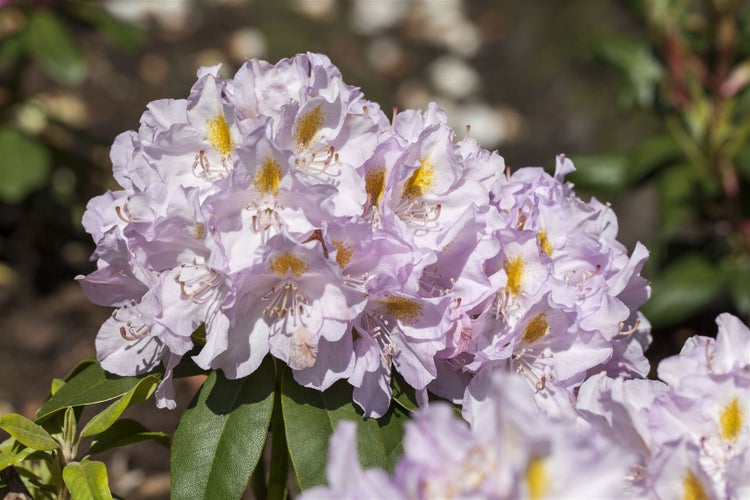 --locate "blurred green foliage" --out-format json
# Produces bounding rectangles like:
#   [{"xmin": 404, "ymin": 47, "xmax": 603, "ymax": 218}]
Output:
[
  {"xmin": 0, "ymin": 1, "xmax": 144, "ymax": 204},
  {"xmin": 571, "ymin": 0, "xmax": 750, "ymax": 328}
]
